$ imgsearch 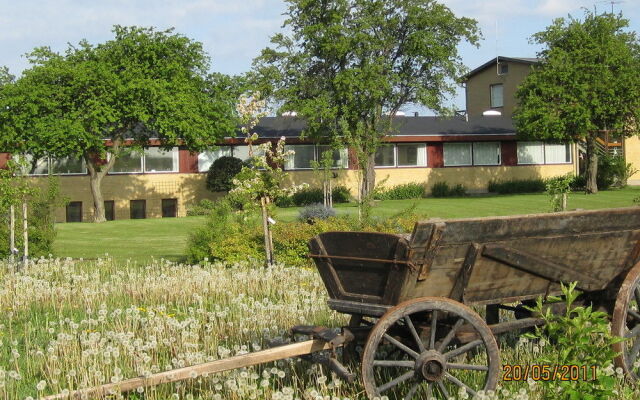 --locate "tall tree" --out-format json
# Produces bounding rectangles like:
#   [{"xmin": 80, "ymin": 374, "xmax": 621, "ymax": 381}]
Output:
[
  {"xmin": 0, "ymin": 26, "xmax": 239, "ymax": 221},
  {"xmin": 515, "ymin": 11, "xmax": 640, "ymax": 193},
  {"xmin": 252, "ymin": 0, "xmax": 479, "ymax": 200}
]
